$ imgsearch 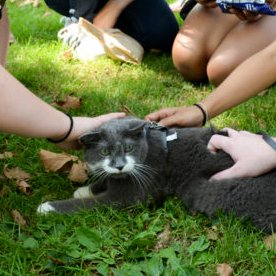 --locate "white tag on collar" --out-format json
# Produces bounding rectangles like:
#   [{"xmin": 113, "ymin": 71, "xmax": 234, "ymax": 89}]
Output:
[{"xmin": 166, "ymin": 131, "xmax": 178, "ymax": 142}]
